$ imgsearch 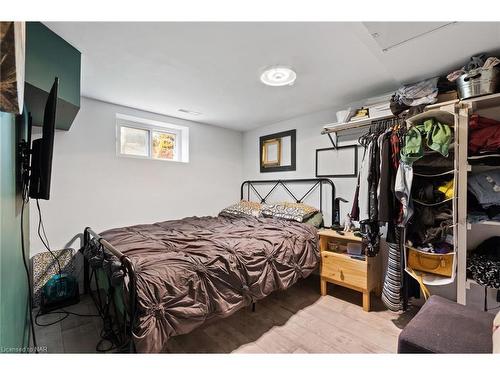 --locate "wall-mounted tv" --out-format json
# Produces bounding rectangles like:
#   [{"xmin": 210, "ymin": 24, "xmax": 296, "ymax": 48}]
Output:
[{"xmin": 23, "ymin": 77, "xmax": 58, "ymax": 200}]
